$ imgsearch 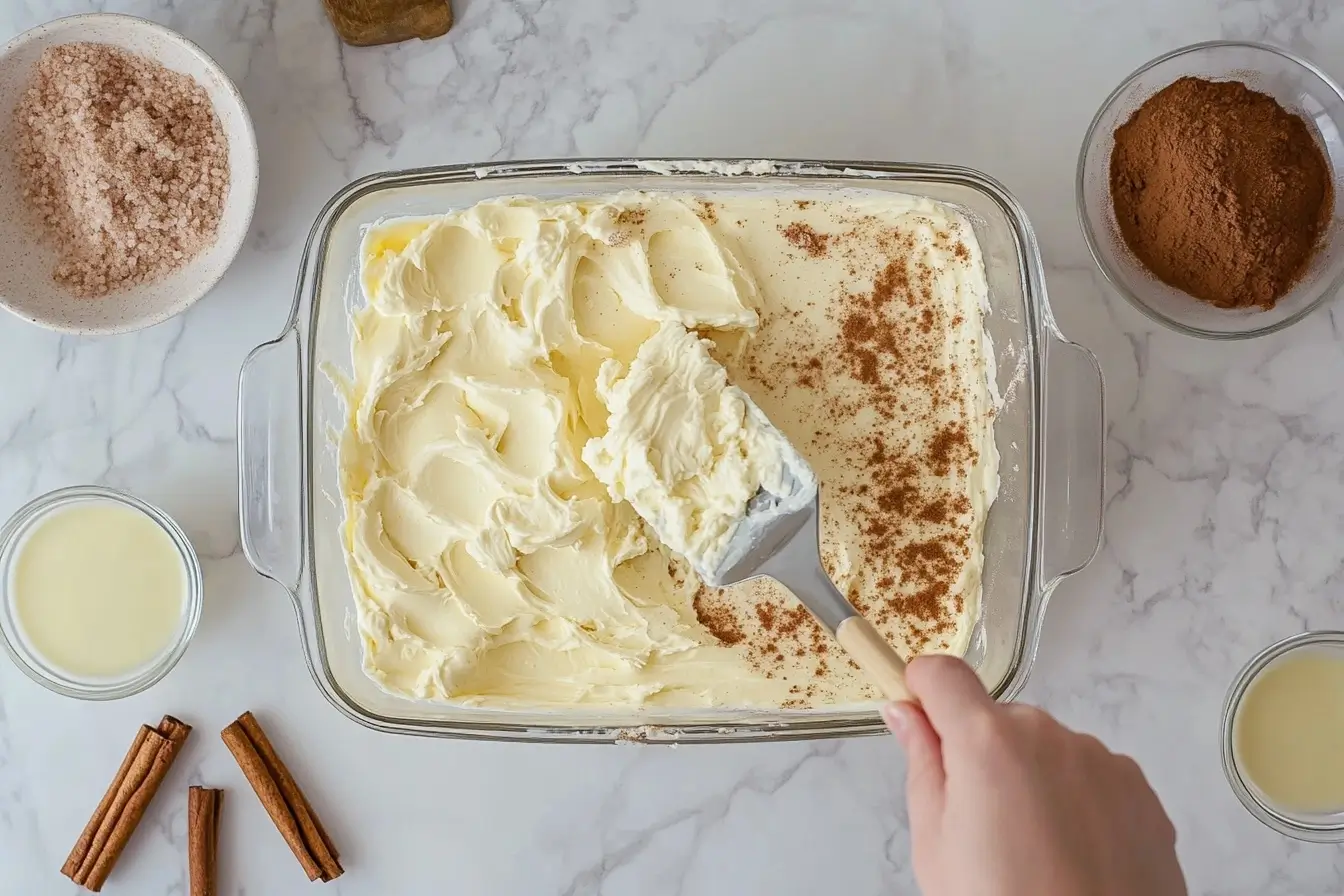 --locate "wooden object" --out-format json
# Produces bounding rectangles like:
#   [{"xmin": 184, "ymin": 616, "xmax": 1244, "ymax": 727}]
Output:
[
  {"xmin": 61, "ymin": 716, "xmax": 192, "ymax": 892},
  {"xmin": 188, "ymin": 787, "xmax": 223, "ymax": 896},
  {"xmin": 835, "ymin": 616, "xmax": 914, "ymax": 703},
  {"xmin": 221, "ymin": 712, "xmax": 342, "ymax": 882},
  {"xmin": 321, "ymin": 0, "xmax": 452, "ymax": 46}
]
